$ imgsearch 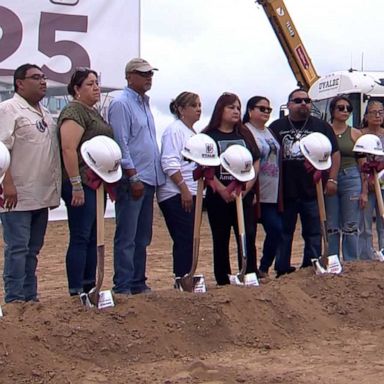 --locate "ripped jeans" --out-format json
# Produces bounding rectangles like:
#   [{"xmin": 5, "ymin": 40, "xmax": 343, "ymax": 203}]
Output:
[{"xmin": 325, "ymin": 166, "xmax": 361, "ymax": 261}]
